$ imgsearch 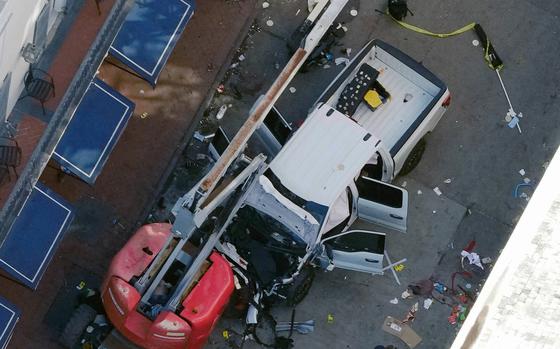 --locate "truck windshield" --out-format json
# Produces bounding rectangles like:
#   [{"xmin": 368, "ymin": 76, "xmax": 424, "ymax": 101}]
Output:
[{"xmin": 233, "ymin": 206, "xmax": 307, "ymax": 249}]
